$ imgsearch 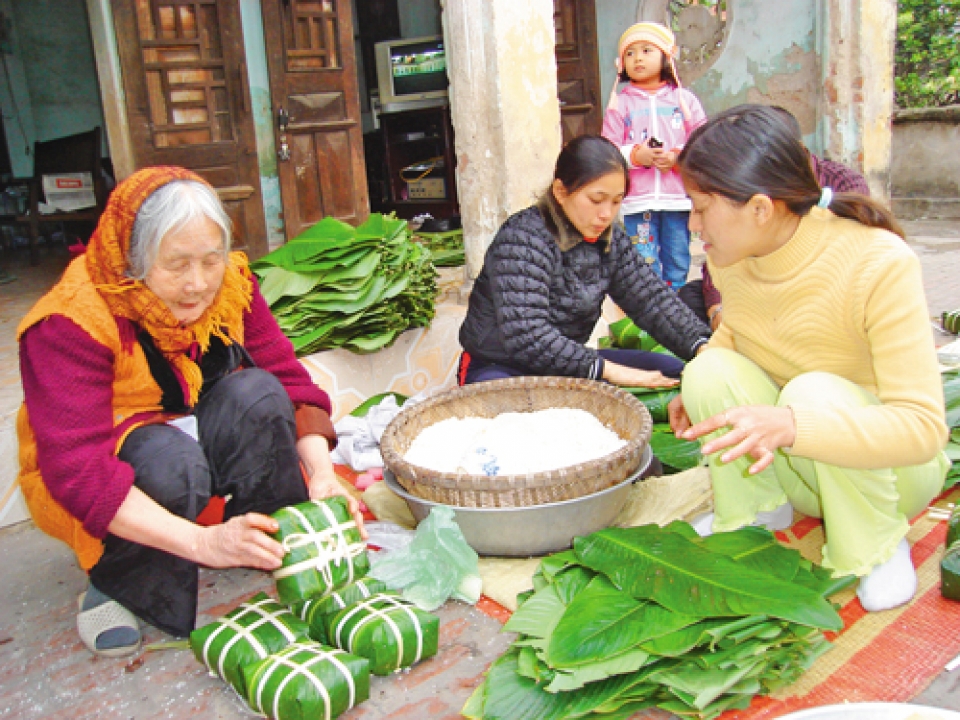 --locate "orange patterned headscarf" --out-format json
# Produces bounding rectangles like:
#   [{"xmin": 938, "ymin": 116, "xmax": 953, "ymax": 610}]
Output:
[{"xmin": 85, "ymin": 166, "xmax": 253, "ymax": 406}]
